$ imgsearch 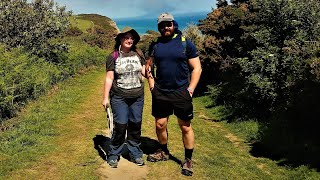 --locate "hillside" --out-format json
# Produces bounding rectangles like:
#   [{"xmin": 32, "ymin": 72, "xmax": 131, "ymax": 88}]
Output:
[
  {"xmin": 76, "ymin": 14, "xmax": 120, "ymax": 35},
  {"xmin": 67, "ymin": 14, "xmax": 120, "ymax": 50}
]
